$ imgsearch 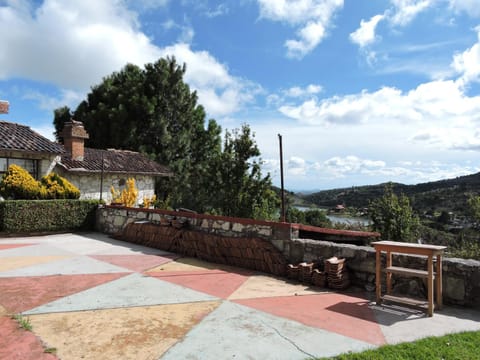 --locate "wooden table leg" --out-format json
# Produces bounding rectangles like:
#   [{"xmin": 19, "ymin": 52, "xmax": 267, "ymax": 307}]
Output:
[
  {"xmin": 436, "ymin": 254, "xmax": 443, "ymax": 310},
  {"xmin": 386, "ymin": 251, "xmax": 392, "ymax": 294},
  {"xmin": 427, "ymin": 255, "xmax": 434, "ymax": 317},
  {"xmin": 376, "ymin": 249, "xmax": 381, "ymax": 304}
]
